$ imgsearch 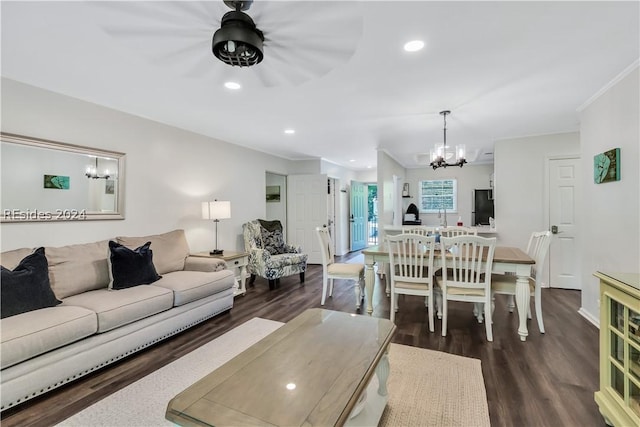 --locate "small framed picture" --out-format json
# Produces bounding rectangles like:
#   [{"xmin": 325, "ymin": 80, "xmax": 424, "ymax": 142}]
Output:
[
  {"xmin": 44, "ymin": 175, "xmax": 70, "ymax": 190},
  {"xmin": 105, "ymin": 179, "xmax": 115, "ymax": 195},
  {"xmin": 266, "ymin": 185, "xmax": 280, "ymax": 202}
]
